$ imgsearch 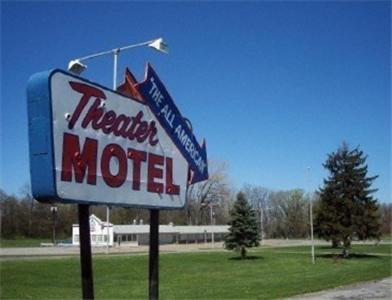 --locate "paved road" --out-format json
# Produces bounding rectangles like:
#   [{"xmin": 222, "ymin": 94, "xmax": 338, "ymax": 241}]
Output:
[
  {"xmin": 0, "ymin": 242, "xmax": 227, "ymax": 260},
  {"xmin": 0, "ymin": 239, "xmax": 330, "ymax": 259},
  {"xmin": 288, "ymin": 277, "xmax": 392, "ymax": 300},
  {"xmin": 1, "ymin": 239, "xmax": 388, "ymax": 260}
]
